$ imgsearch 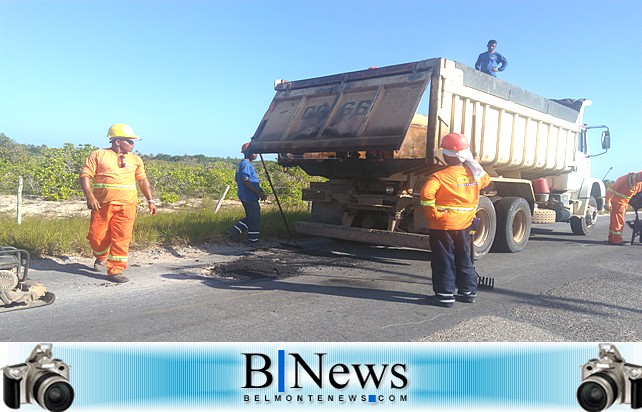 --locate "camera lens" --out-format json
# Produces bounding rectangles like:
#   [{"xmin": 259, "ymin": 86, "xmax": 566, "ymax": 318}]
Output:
[
  {"xmin": 577, "ymin": 373, "xmax": 618, "ymax": 412},
  {"xmin": 33, "ymin": 372, "xmax": 74, "ymax": 412},
  {"xmin": 578, "ymin": 382, "xmax": 609, "ymax": 411},
  {"xmin": 44, "ymin": 381, "xmax": 74, "ymax": 412}
]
